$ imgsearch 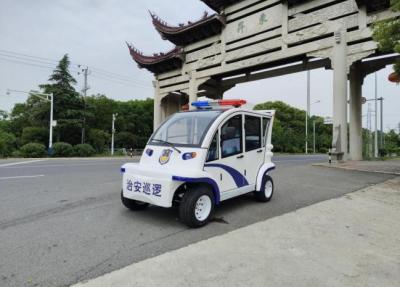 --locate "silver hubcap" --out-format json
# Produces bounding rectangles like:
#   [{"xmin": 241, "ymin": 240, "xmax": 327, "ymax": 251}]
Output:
[
  {"xmin": 265, "ymin": 180, "xmax": 273, "ymax": 198},
  {"xmin": 194, "ymin": 195, "xmax": 212, "ymax": 221}
]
